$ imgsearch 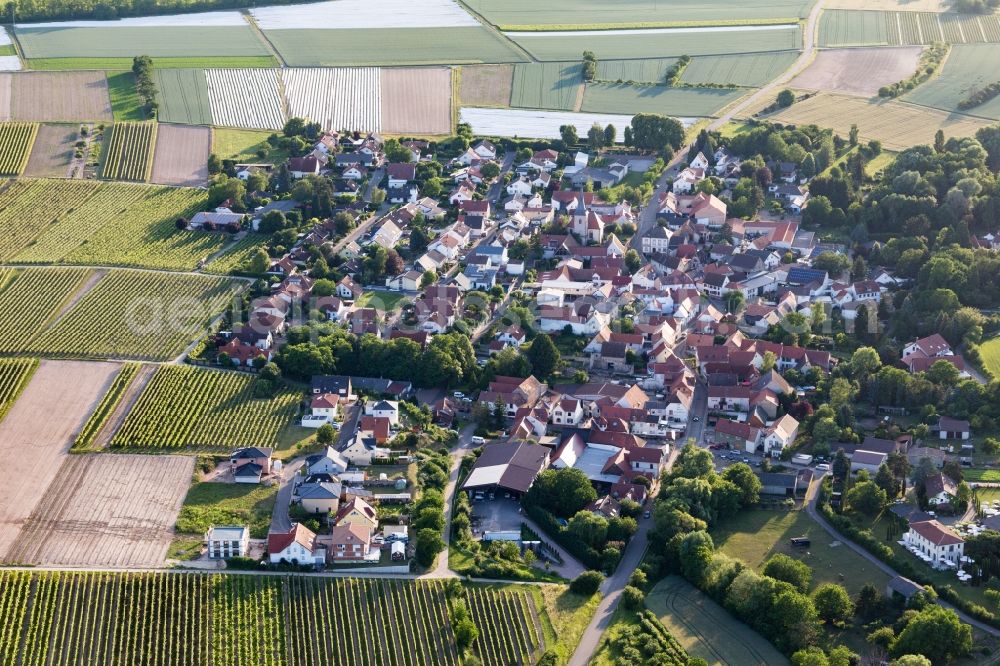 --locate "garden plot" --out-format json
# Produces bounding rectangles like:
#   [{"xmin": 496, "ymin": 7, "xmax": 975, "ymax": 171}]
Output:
[
  {"xmin": 4, "ymin": 453, "xmax": 193, "ymax": 567},
  {"xmin": 508, "ymin": 24, "xmax": 802, "ymax": 61},
  {"xmin": 790, "ymin": 47, "xmax": 922, "ymax": 97},
  {"xmin": 459, "ymin": 65, "xmax": 513, "ymax": 107},
  {"xmin": 381, "ymin": 67, "xmax": 453, "ymax": 135},
  {"xmin": 0, "ymin": 360, "xmax": 120, "ymax": 562},
  {"xmin": 150, "ymin": 123, "xmax": 210, "ymax": 187},
  {"xmin": 10, "ymin": 71, "xmax": 112, "ymax": 121},
  {"xmin": 282, "ymin": 67, "xmax": 380, "ymax": 132},
  {"xmin": 206, "ymin": 68, "xmax": 285, "ymax": 129},
  {"xmin": 461, "ymin": 107, "xmax": 695, "ymax": 142},
  {"xmin": 23, "ymin": 123, "xmax": 76, "ymax": 177},
  {"xmin": 251, "ymin": 0, "xmax": 478, "ymax": 29}
]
